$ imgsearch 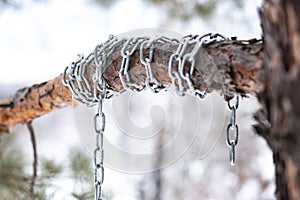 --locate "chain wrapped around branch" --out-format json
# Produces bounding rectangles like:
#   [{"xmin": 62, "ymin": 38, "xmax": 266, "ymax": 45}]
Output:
[
  {"xmin": 62, "ymin": 33, "xmax": 243, "ymax": 199},
  {"xmin": 62, "ymin": 33, "xmax": 234, "ymax": 106}
]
